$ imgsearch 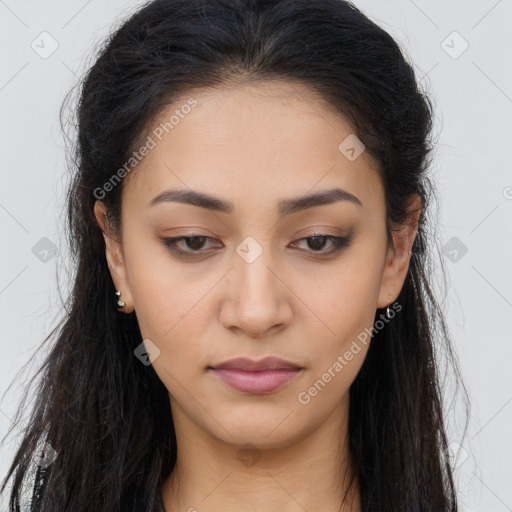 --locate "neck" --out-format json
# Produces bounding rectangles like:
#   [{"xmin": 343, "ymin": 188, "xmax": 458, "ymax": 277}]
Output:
[{"xmin": 160, "ymin": 394, "xmax": 361, "ymax": 512}]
